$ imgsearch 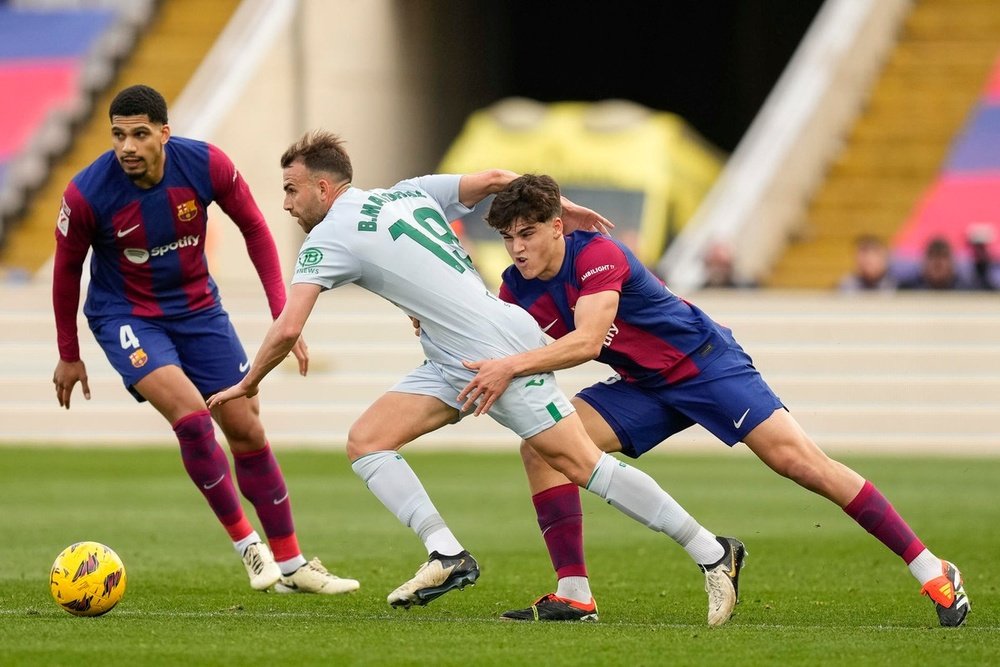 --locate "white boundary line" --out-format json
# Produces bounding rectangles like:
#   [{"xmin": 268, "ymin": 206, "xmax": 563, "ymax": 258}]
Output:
[{"xmin": 2, "ymin": 608, "xmax": 997, "ymax": 631}]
